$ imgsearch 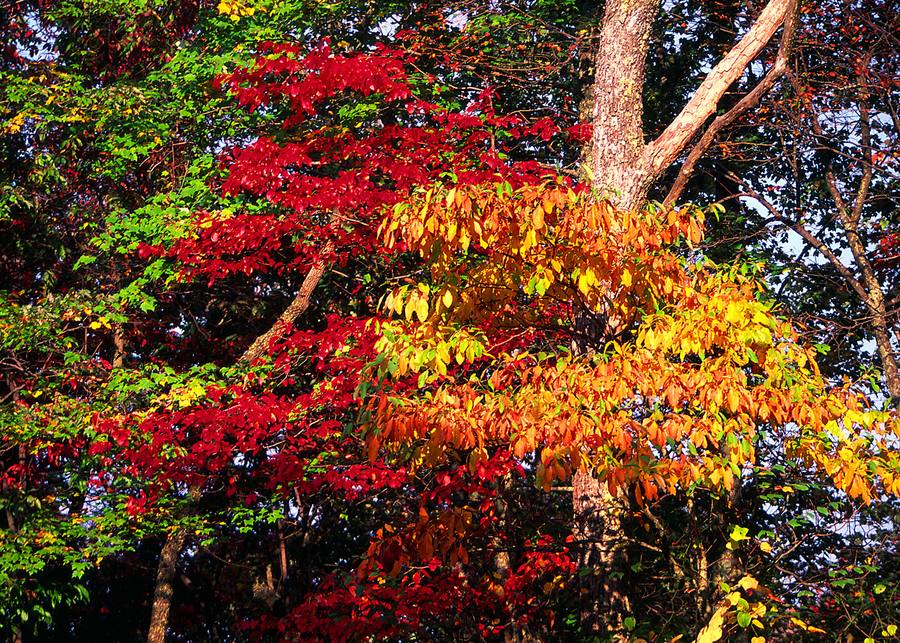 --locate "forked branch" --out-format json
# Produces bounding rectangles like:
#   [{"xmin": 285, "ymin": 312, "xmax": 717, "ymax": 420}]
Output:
[{"xmin": 663, "ymin": 0, "xmax": 799, "ymax": 207}]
